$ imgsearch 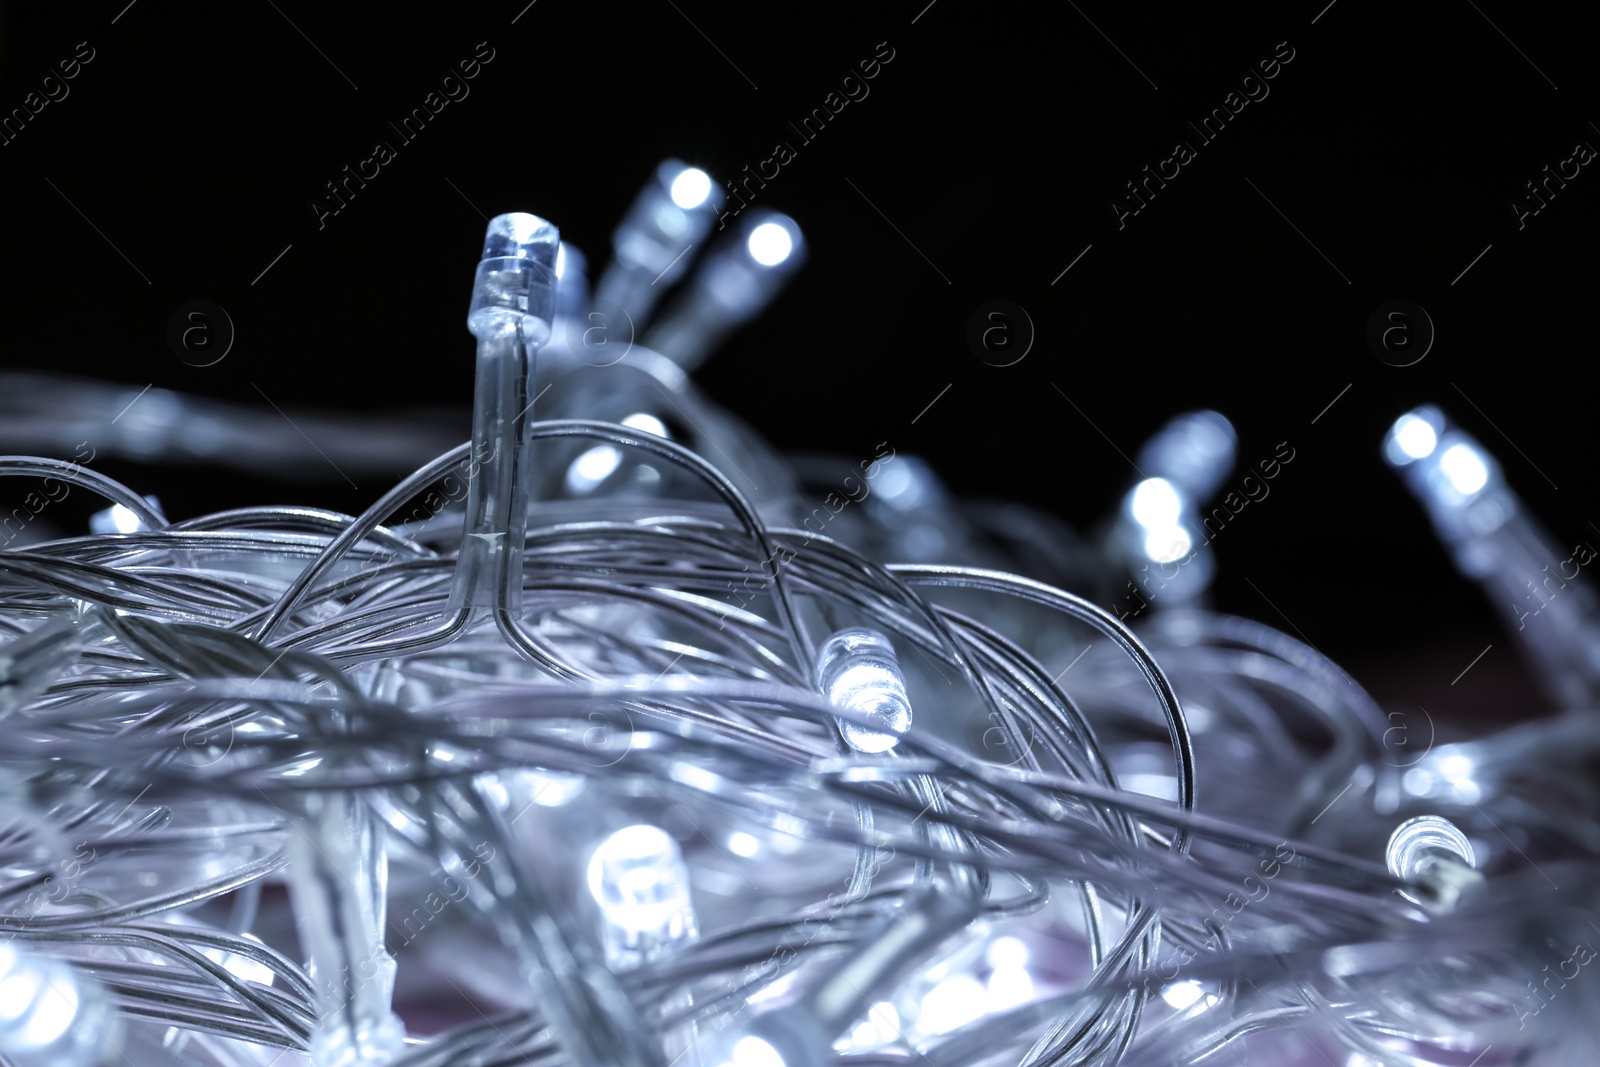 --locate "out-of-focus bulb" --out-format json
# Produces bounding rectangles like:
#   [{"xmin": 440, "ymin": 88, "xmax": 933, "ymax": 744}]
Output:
[
  {"xmin": 0, "ymin": 942, "xmax": 122, "ymax": 1067},
  {"xmin": 984, "ymin": 937, "xmax": 1034, "ymax": 1010},
  {"xmin": 1438, "ymin": 443, "xmax": 1489, "ymax": 496},
  {"xmin": 1144, "ymin": 525, "xmax": 1191, "ymax": 564},
  {"xmin": 567, "ymin": 446, "xmax": 624, "ymax": 495},
  {"xmin": 1130, "ymin": 478, "xmax": 1182, "ymax": 528},
  {"xmin": 747, "ymin": 222, "xmax": 794, "ymax": 266},
  {"xmin": 918, "ymin": 973, "xmax": 988, "ymax": 1035},
  {"xmin": 1160, "ymin": 979, "xmax": 1218, "ymax": 1012},
  {"xmin": 815, "ymin": 629, "xmax": 913, "ymax": 753},
  {"xmin": 669, "ymin": 167, "xmax": 714, "ymax": 210},
  {"xmin": 728, "ymin": 831, "xmax": 760, "ymax": 858},
  {"xmin": 1390, "ymin": 413, "xmax": 1438, "ymax": 462},
  {"xmin": 587, "ymin": 823, "xmax": 698, "ymax": 970},
  {"xmin": 621, "ymin": 413, "xmax": 668, "ymax": 438}
]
